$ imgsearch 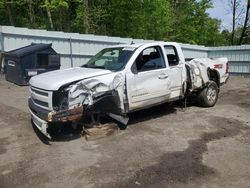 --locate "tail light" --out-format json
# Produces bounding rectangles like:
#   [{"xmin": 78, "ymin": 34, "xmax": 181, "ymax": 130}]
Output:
[{"xmin": 214, "ymin": 64, "xmax": 223, "ymax": 69}]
